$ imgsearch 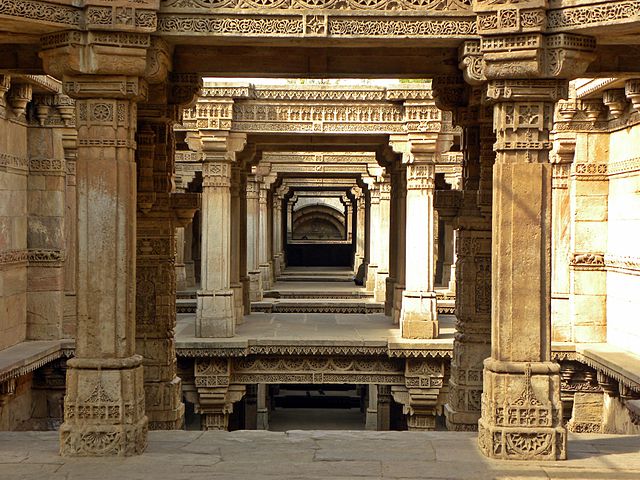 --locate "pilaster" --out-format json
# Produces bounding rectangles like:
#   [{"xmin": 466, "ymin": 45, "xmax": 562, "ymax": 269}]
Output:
[
  {"xmin": 26, "ymin": 93, "xmax": 66, "ymax": 342},
  {"xmin": 568, "ymin": 134, "xmax": 607, "ymax": 343},
  {"xmin": 549, "ymin": 130, "xmax": 575, "ymax": 342}
]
